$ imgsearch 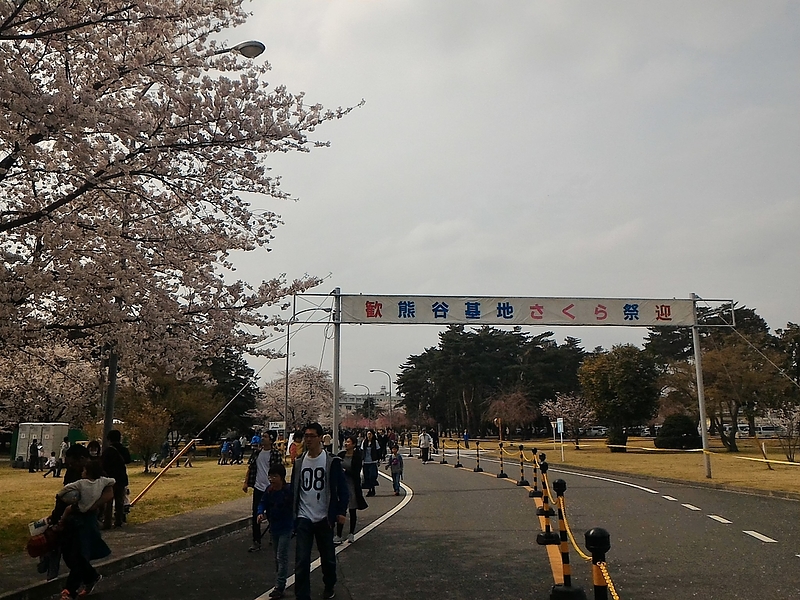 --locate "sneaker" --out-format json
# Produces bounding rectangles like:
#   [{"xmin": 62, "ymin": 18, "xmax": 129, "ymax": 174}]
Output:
[
  {"xmin": 247, "ymin": 543, "xmax": 261, "ymax": 553},
  {"xmin": 78, "ymin": 574, "xmax": 102, "ymax": 597},
  {"xmin": 323, "ymin": 587, "xmax": 336, "ymax": 599},
  {"xmin": 268, "ymin": 589, "xmax": 284, "ymax": 599},
  {"xmin": 332, "ymin": 535, "xmax": 343, "ymax": 545},
  {"xmin": 347, "ymin": 533, "xmax": 355, "ymax": 543}
]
